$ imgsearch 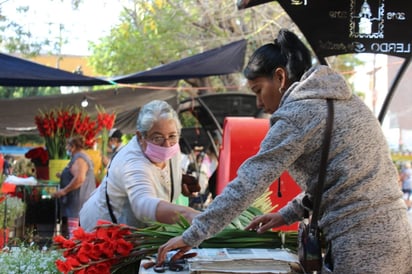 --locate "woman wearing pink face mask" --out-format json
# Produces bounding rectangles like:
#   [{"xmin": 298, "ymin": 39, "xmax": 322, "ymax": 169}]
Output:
[{"xmin": 79, "ymin": 100, "xmax": 200, "ymax": 232}]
